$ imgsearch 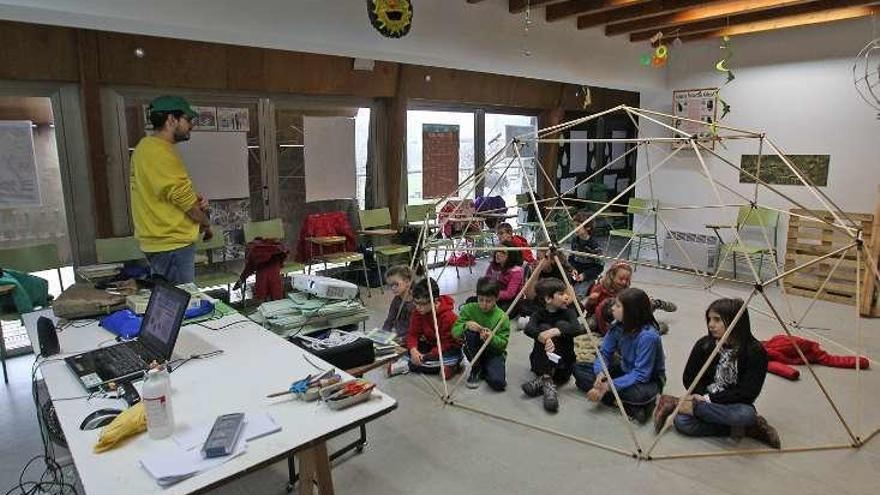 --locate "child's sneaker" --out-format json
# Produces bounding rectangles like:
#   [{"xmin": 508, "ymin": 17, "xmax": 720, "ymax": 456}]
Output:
[
  {"xmin": 745, "ymin": 415, "xmax": 781, "ymax": 449},
  {"xmin": 542, "ymin": 377, "xmax": 559, "ymax": 413},
  {"xmin": 466, "ymin": 369, "xmax": 482, "ymax": 389},
  {"xmin": 658, "ymin": 321, "xmax": 670, "ymax": 335},
  {"xmin": 521, "ymin": 375, "xmax": 544, "ymax": 397},
  {"xmin": 442, "ymin": 363, "xmax": 458, "ymax": 380},
  {"xmin": 386, "ymin": 357, "xmax": 410, "ymax": 377},
  {"xmin": 653, "ymin": 299, "xmax": 677, "ymax": 312},
  {"xmin": 517, "ymin": 316, "xmax": 530, "ymax": 330},
  {"xmin": 653, "ymin": 394, "xmax": 679, "ymax": 434}
]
